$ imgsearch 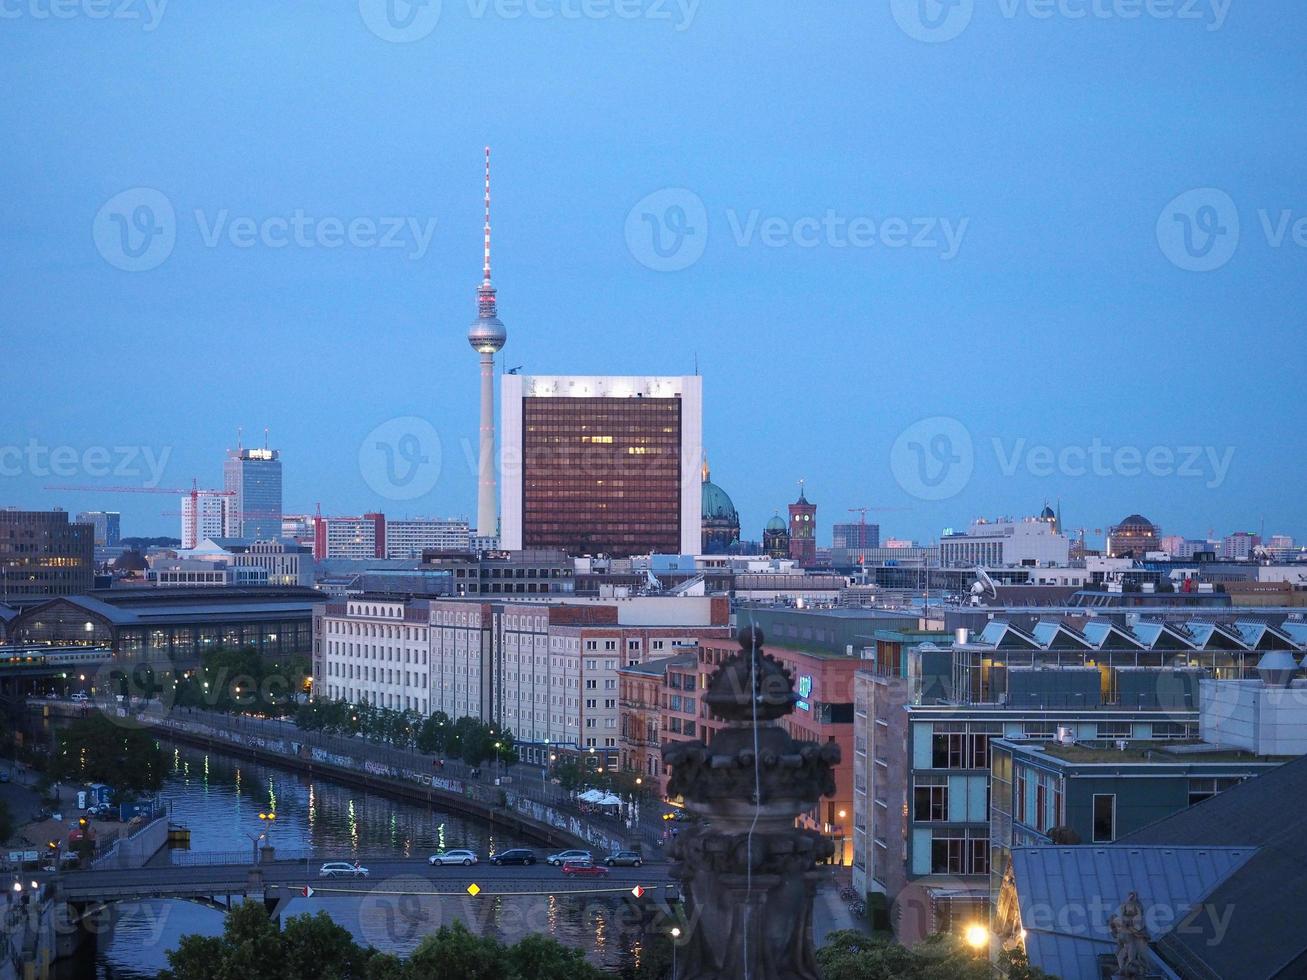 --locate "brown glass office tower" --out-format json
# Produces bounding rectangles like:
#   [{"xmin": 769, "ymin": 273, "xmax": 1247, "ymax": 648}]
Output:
[{"xmin": 500, "ymin": 376, "xmax": 703, "ymax": 557}]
